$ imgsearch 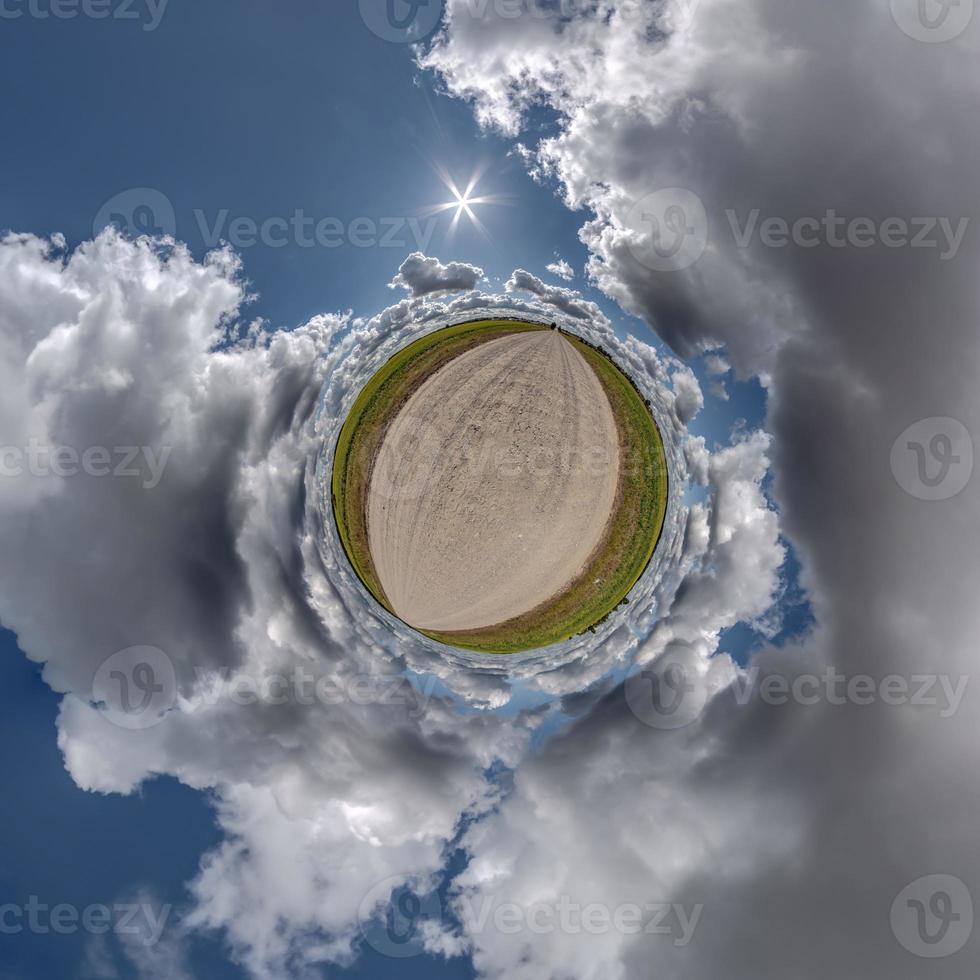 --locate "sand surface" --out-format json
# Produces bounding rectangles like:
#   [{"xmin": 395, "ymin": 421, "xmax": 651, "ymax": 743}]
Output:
[{"xmin": 367, "ymin": 330, "xmax": 620, "ymax": 632}]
